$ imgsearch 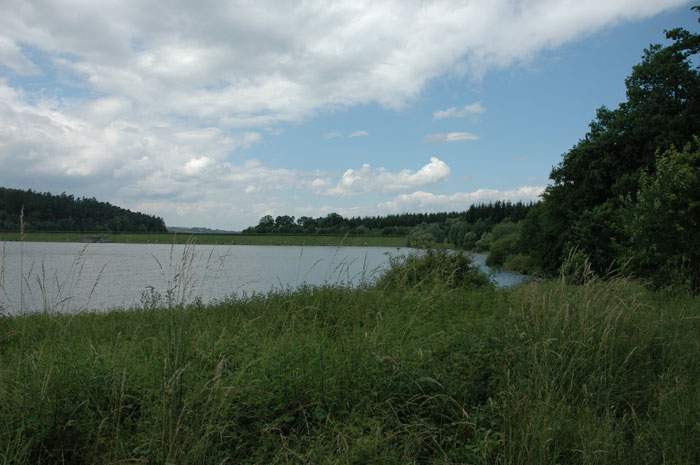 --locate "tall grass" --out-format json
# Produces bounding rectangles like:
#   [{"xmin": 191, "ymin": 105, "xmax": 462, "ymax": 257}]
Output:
[{"xmin": 0, "ymin": 254, "xmax": 698, "ymax": 464}]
